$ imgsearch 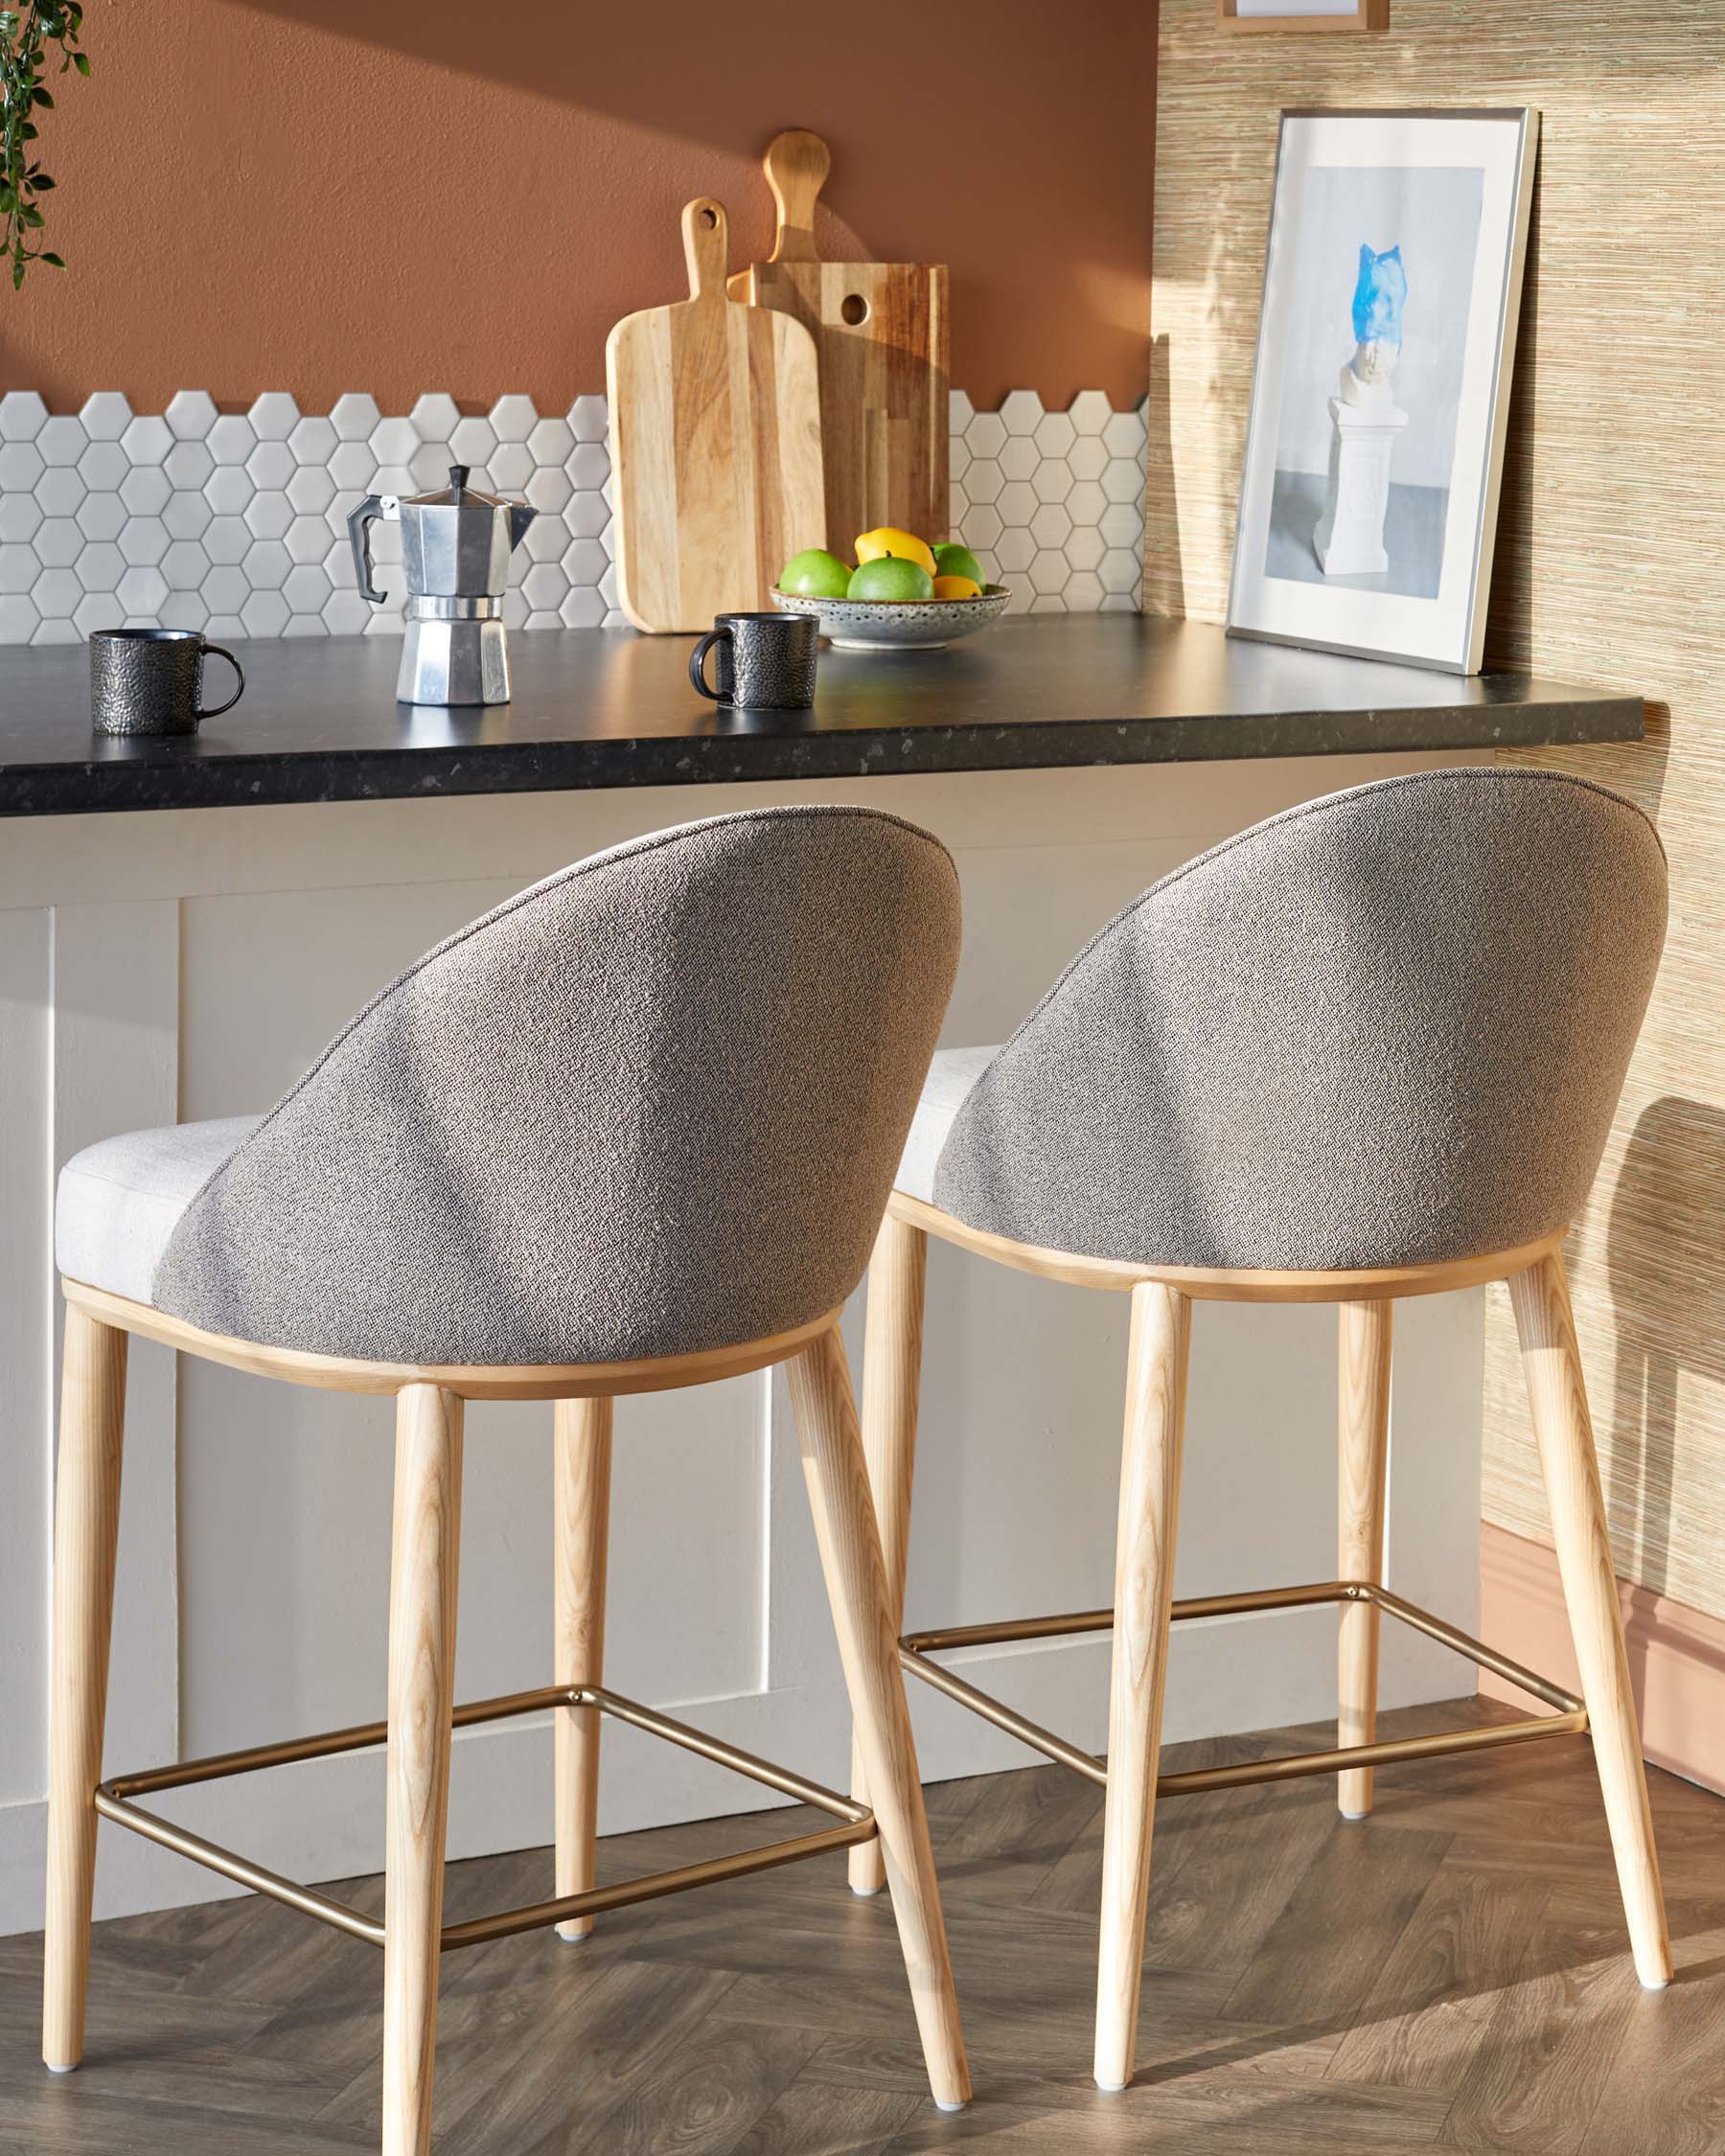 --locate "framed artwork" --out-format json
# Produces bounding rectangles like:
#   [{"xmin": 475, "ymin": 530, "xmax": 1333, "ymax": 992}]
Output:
[
  {"xmin": 1227, "ymin": 107, "xmax": 1538, "ymax": 675},
  {"xmin": 1218, "ymin": 0, "xmax": 1389, "ymax": 31}
]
